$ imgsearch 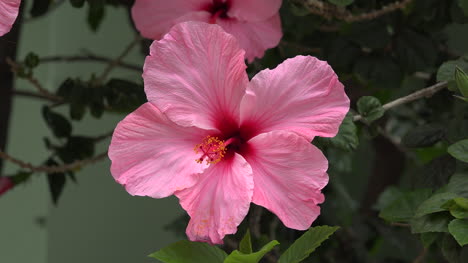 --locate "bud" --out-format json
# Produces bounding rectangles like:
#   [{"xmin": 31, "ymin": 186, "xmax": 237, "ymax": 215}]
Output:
[{"xmin": 0, "ymin": 177, "xmax": 14, "ymax": 196}]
